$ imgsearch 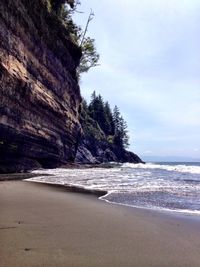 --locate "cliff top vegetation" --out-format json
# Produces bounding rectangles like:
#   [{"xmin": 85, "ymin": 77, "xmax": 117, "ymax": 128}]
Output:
[
  {"xmin": 80, "ymin": 91, "xmax": 130, "ymax": 150},
  {"xmin": 49, "ymin": 0, "xmax": 100, "ymax": 76}
]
